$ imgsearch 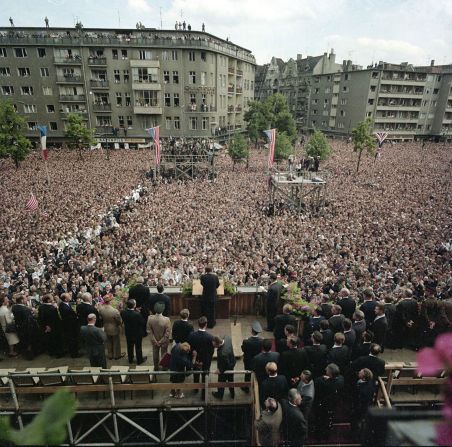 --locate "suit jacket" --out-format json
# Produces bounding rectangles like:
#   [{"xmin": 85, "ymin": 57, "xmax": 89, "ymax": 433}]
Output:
[
  {"xmin": 320, "ymin": 329, "xmax": 334, "ymax": 349},
  {"xmin": 280, "ymin": 399, "xmax": 308, "ymax": 444},
  {"xmin": 76, "ymin": 302, "xmax": 101, "ymax": 327},
  {"xmin": 128, "ymin": 283, "xmax": 152, "ymax": 318},
  {"xmin": 328, "ymin": 314, "xmax": 345, "ymax": 333},
  {"xmin": 172, "ymin": 319, "xmax": 194, "ymax": 344},
  {"xmin": 267, "ymin": 282, "xmax": 284, "ymax": 311},
  {"xmin": 314, "ymin": 375, "xmax": 345, "ymax": 406},
  {"xmin": 147, "ymin": 314, "xmax": 171, "ymax": 346},
  {"xmin": 327, "ymin": 345, "xmax": 350, "ymax": 373},
  {"xmin": 338, "ymin": 297, "xmax": 356, "ymax": 320},
  {"xmin": 261, "ymin": 375, "xmax": 289, "ymax": 403},
  {"xmin": 253, "ymin": 351, "xmax": 280, "ymax": 384},
  {"xmin": 80, "ymin": 324, "xmax": 106, "ymax": 357},
  {"xmin": 304, "ymin": 344, "xmax": 328, "ymax": 378},
  {"xmin": 217, "ymin": 335, "xmax": 236, "ymax": 372},
  {"xmin": 58, "ymin": 302, "xmax": 79, "ymax": 332},
  {"xmin": 242, "ymin": 336, "xmax": 264, "ymax": 370},
  {"xmin": 360, "ymin": 300, "xmax": 377, "ymax": 325},
  {"xmin": 98, "ymin": 304, "xmax": 122, "ymax": 336},
  {"xmin": 200, "ymin": 273, "xmax": 220, "ymax": 301},
  {"xmin": 352, "ymin": 320, "xmax": 366, "ymax": 344},
  {"xmin": 352, "ymin": 342, "xmax": 372, "ymax": 360},
  {"xmin": 273, "ymin": 314, "xmax": 297, "ymax": 341},
  {"xmin": 394, "ymin": 298, "xmax": 419, "ymax": 332},
  {"xmin": 187, "ymin": 329, "xmax": 214, "ymax": 370},
  {"xmin": 344, "ymin": 329, "xmax": 356, "ymax": 348},
  {"xmin": 121, "ymin": 308, "xmax": 146, "ymax": 341},
  {"xmin": 320, "ymin": 302, "xmax": 333, "ymax": 319},
  {"xmin": 279, "ymin": 348, "xmax": 309, "ymax": 383},
  {"xmin": 38, "ymin": 303, "xmax": 61, "ymax": 332},
  {"xmin": 149, "ymin": 293, "xmax": 171, "ymax": 317},
  {"xmin": 351, "ymin": 354, "xmax": 386, "ymax": 379},
  {"xmin": 369, "ymin": 316, "xmax": 388, "ymax": 348}
]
